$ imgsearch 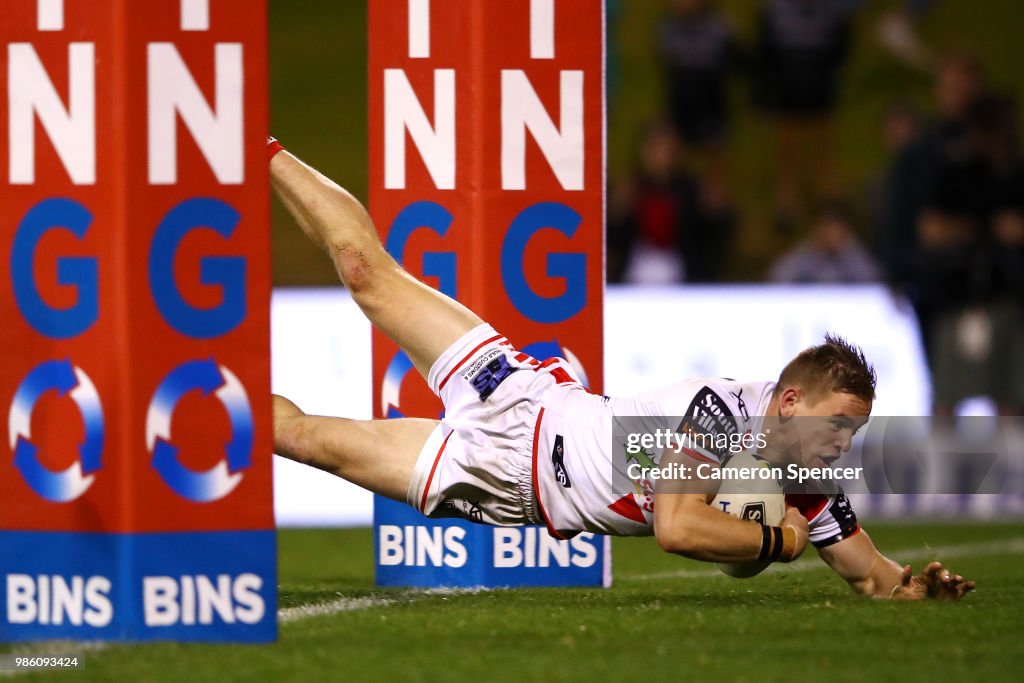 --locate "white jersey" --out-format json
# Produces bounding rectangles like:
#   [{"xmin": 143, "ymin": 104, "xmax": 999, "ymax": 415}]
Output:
[{"xmin": 533, "ymin": 379, "xmax": 861, "ymax": 548}]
